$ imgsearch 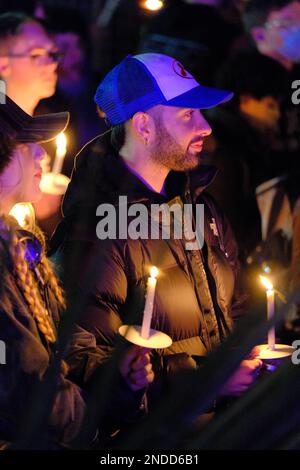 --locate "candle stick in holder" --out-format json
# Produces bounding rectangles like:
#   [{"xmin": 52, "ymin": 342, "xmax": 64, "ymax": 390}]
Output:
[
  {"xmin": 141, "ymin": 266, "xmax": 158, "ymax": 339},
  {"xmin": 52, "ymin": 132, "xmax": 67, "ymax": 176},
  {"xmin": 260, "ymin": 275, "xmax": 275, "ymax": 350}
]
